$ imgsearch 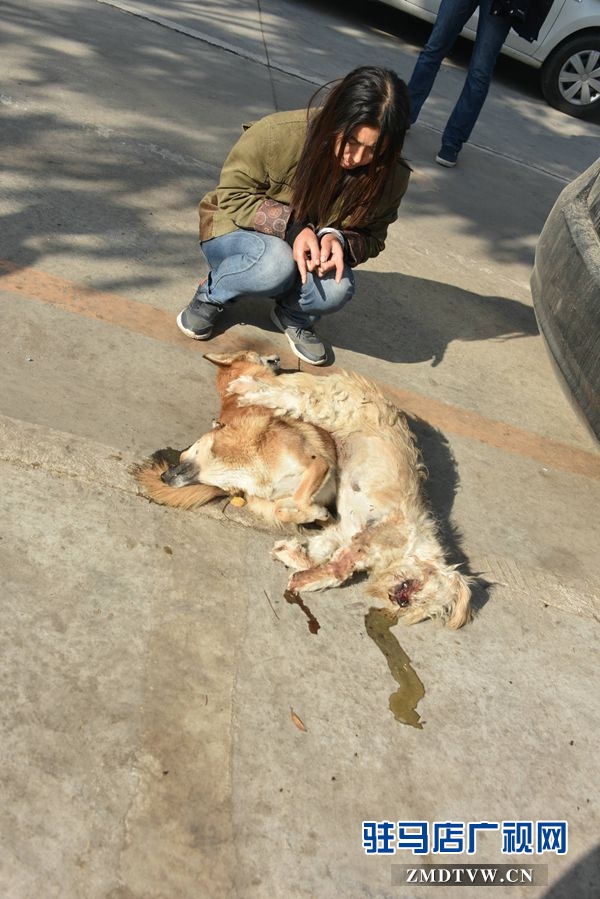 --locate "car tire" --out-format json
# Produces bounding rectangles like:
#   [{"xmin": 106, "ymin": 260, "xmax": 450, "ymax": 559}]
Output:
[{"xmin": 540, "ymin": 33, "xmax": 600, "ymax": 119}]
